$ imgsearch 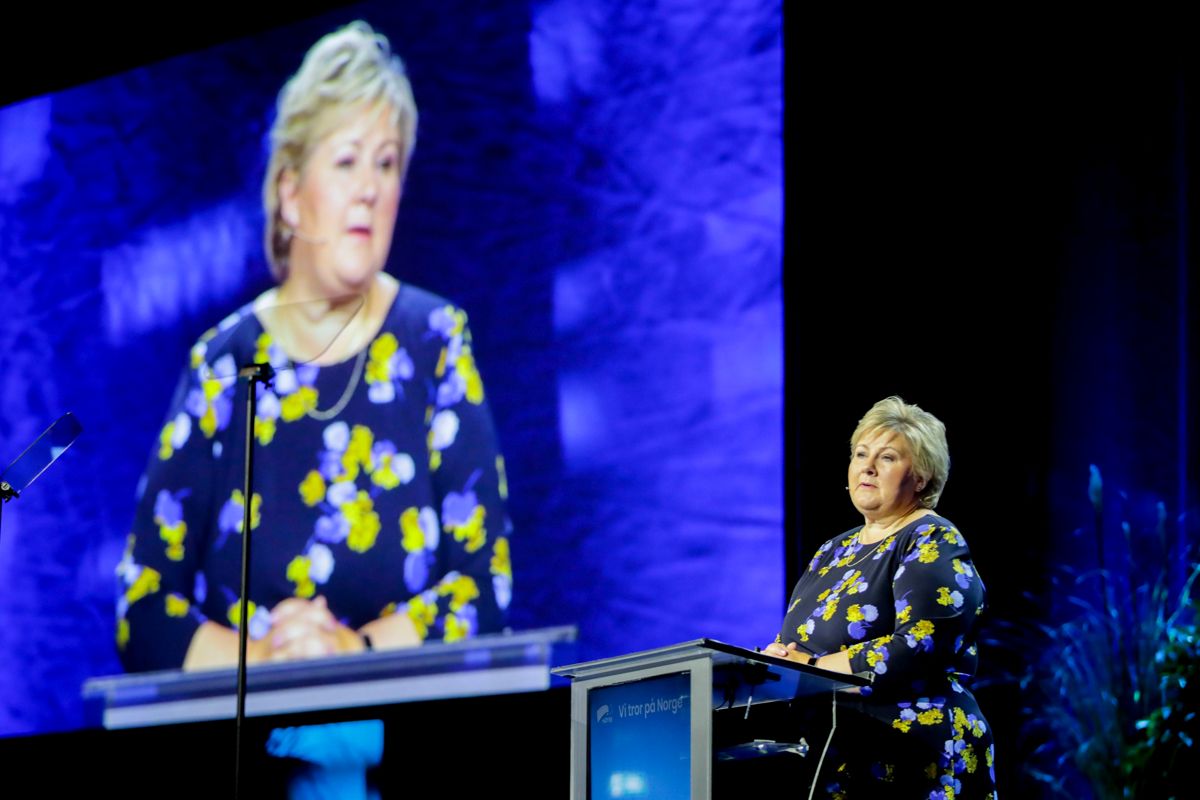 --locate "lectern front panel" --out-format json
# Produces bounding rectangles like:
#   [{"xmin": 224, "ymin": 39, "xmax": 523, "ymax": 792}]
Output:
[{"xmin": 569, "ymin": 654, "xmax": 712, "ymax": 800}]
